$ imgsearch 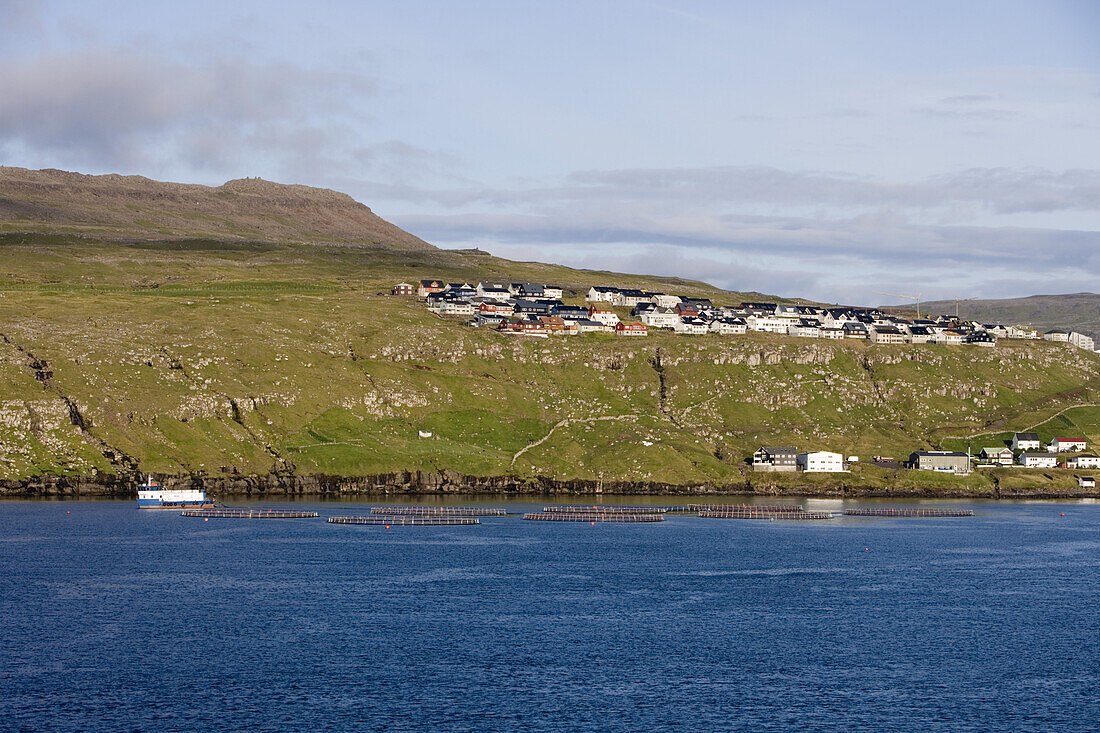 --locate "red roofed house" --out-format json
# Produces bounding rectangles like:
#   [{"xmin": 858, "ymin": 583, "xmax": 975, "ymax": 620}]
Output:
[{"xmin": 1050, "ymin": 438, "xmax": 1087, "ymax": 452}]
